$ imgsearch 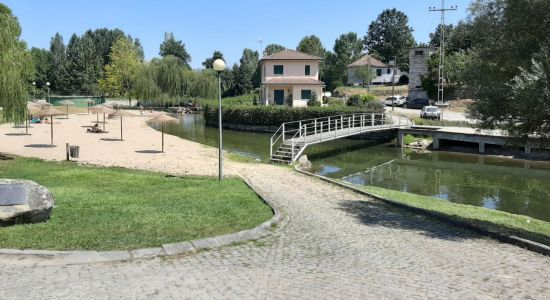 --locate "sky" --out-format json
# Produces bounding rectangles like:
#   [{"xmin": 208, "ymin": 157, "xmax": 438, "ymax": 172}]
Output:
[{"xmin": 4, "ymin": 0, "xmax": 469, "ymax": 68}]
